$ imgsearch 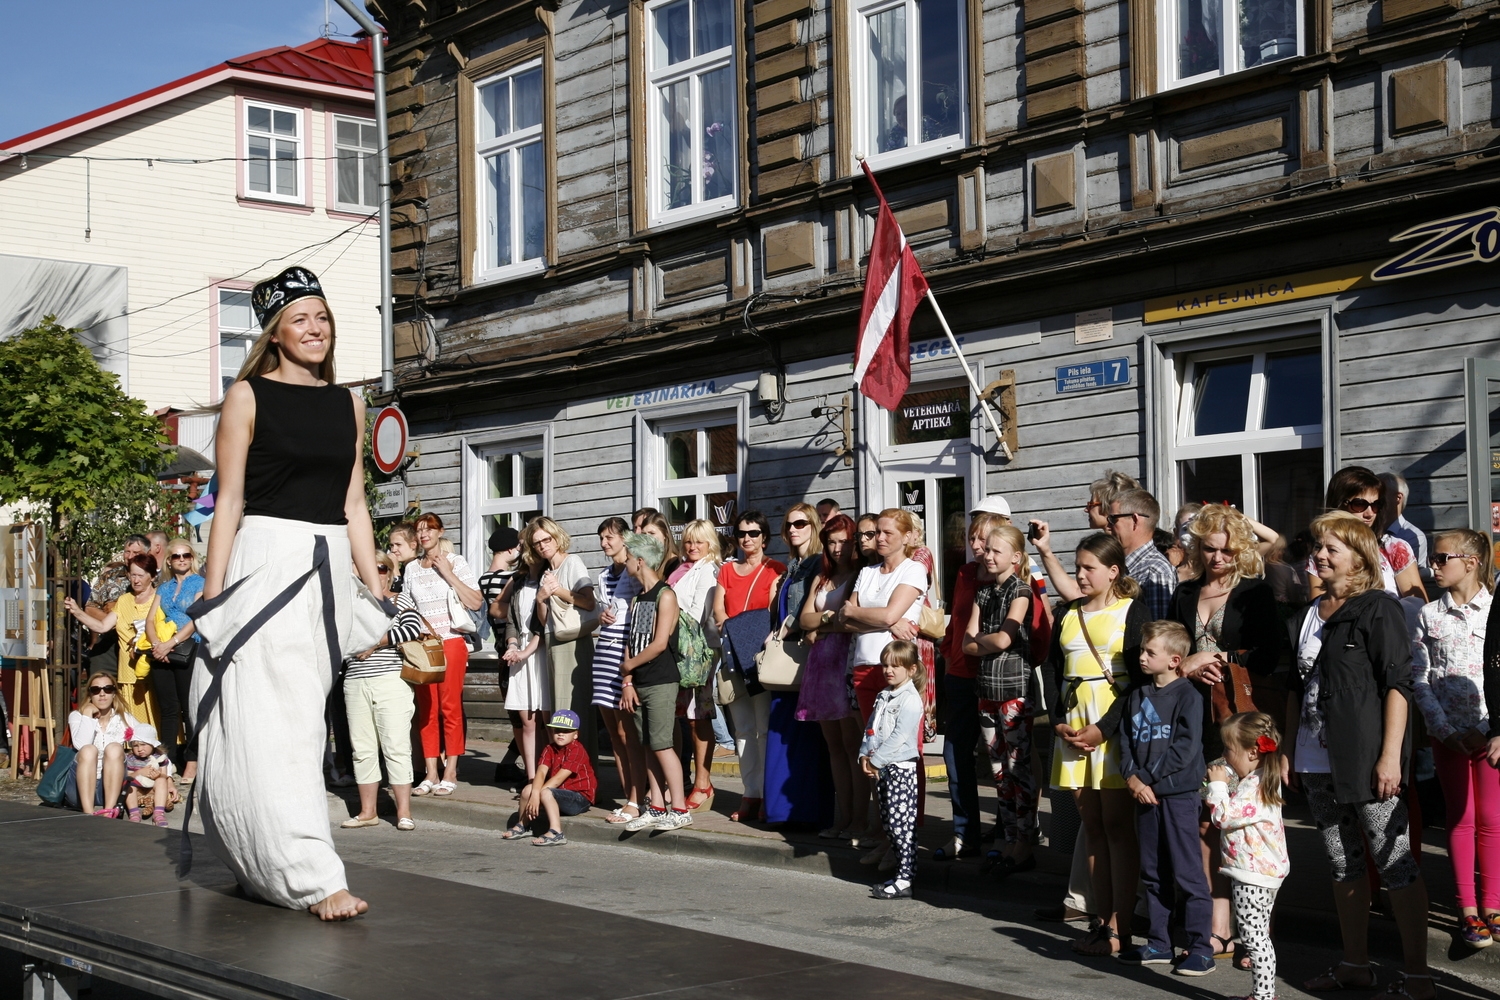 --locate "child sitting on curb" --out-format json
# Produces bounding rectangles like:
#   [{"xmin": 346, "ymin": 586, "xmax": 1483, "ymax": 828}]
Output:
[
  {"xmin": 506, "ymin": 710, "xmax": 597, "ymax": 846},
  {"xmin": 122, "ymin": 723, "xmax": 176, "ymax": 827}
]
